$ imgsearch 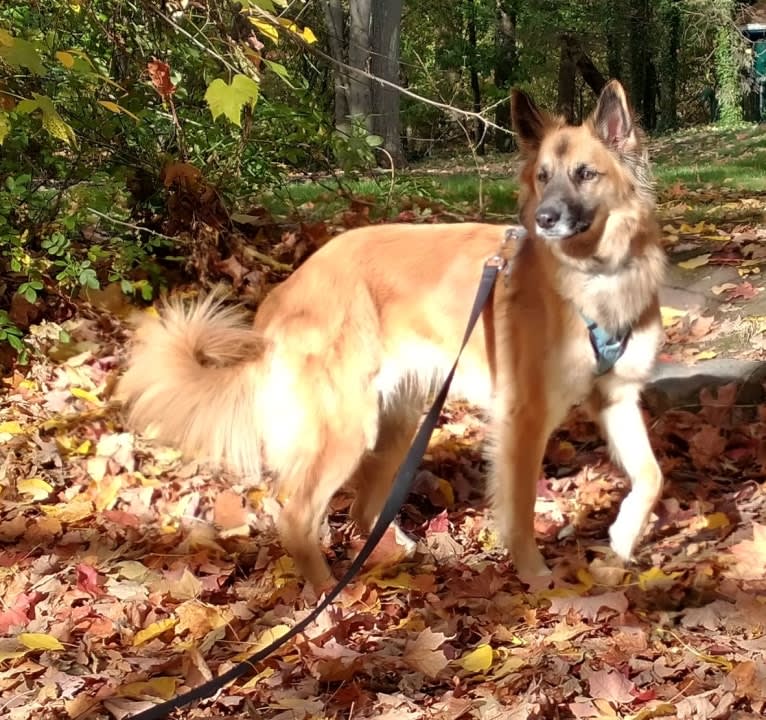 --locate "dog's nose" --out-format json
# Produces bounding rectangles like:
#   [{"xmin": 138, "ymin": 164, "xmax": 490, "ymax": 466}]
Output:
[{"xmin": 535, "ymin": 206, "xmax": 561, "ymax": 229}]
